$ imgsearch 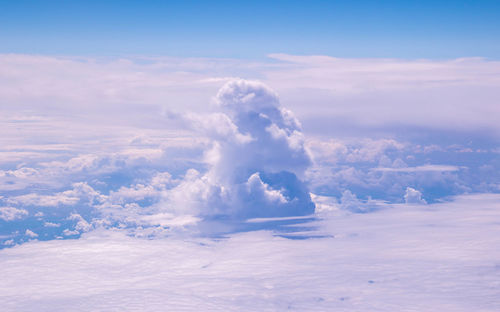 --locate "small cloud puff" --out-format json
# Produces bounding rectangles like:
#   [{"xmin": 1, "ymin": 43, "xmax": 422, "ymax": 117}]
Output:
[
  {"xmin": 25, "ymin": 229, "xmax": 38, "ymax": 238},
  {"xmin": 340, "ymin": 190, "xmax": 381, "ymax": 213},
  {"xmin": 404, "ymin": 187, "xmax": 427, "ymax": 204}
]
